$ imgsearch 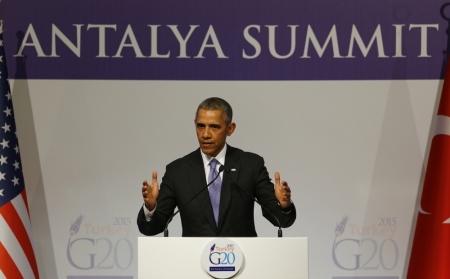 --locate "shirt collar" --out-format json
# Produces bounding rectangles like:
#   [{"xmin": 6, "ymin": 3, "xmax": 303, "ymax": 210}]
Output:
[{"xmin": 200, "ymin": 143, "xmax": 227, "ymax": 169}]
